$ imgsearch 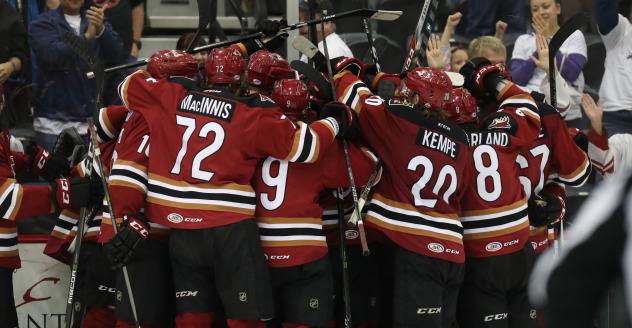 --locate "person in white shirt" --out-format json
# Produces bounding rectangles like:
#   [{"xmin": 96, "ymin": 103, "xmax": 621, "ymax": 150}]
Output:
[
  {"xmin": 510, "ymin": 0, "xmax": 587, "ymax": 124},
  {"xmin": 582, "ymin": 93, "xmax": 632, "ymax": 176},
  {"xmin": 298, "ymin": 0, "xmax": 353, "ymax": 62},
  {"xmin": 596, "ymin": 0, "xmax": 632, "ymax": 136}
]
